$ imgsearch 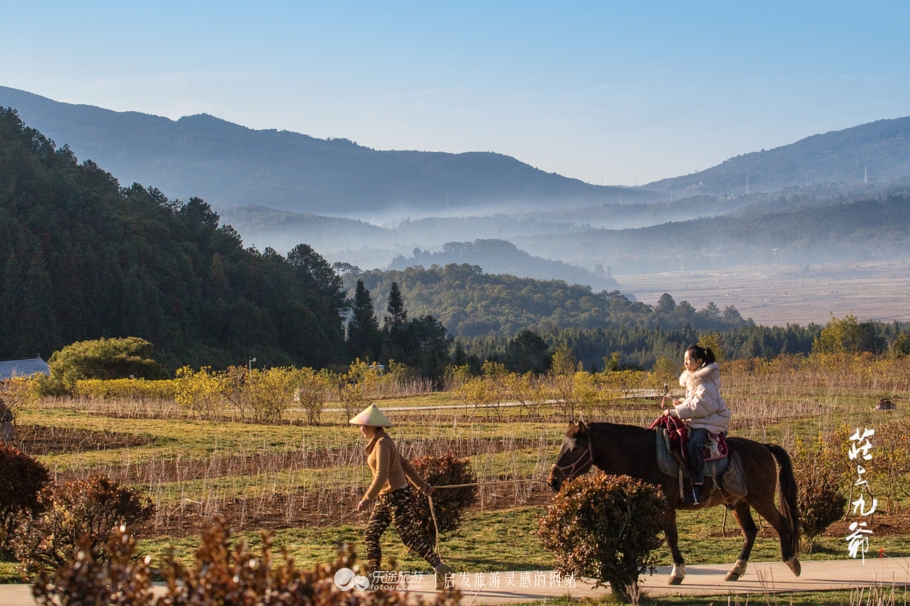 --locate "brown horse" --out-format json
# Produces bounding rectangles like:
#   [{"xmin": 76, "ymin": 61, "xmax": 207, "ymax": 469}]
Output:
[{"xmin": 546, "ymin": 421, "xmax": 801, "ymax": 585}]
